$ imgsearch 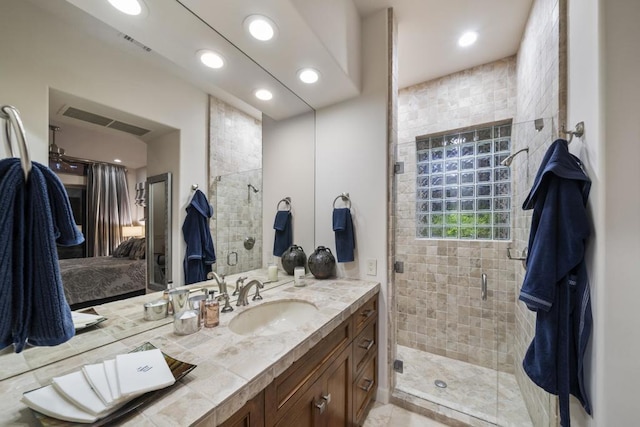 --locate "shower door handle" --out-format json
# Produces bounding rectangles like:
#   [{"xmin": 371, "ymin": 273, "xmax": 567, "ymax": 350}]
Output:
[{"xmin": 481, "ymin": 273, "xmax": 488, "ymax": 301}]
